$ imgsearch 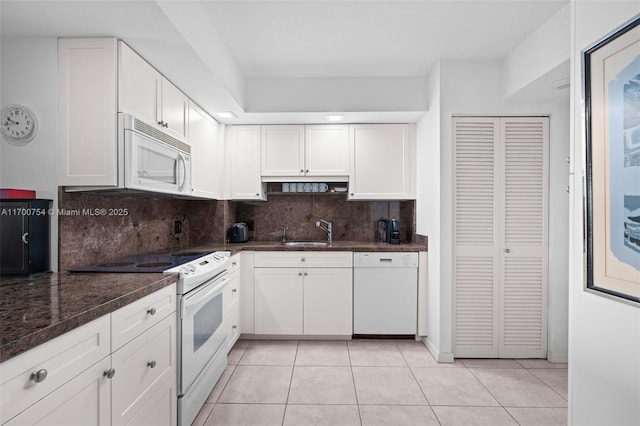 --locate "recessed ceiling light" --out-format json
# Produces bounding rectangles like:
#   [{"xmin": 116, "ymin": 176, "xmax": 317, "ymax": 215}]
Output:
[
  {"xmin": 216, "ymin": 111, "xmax": 236, "ymax": 119},
  {"xmin": 326, "ymin": 114, "xmax": 345, "ymax": 122}
]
